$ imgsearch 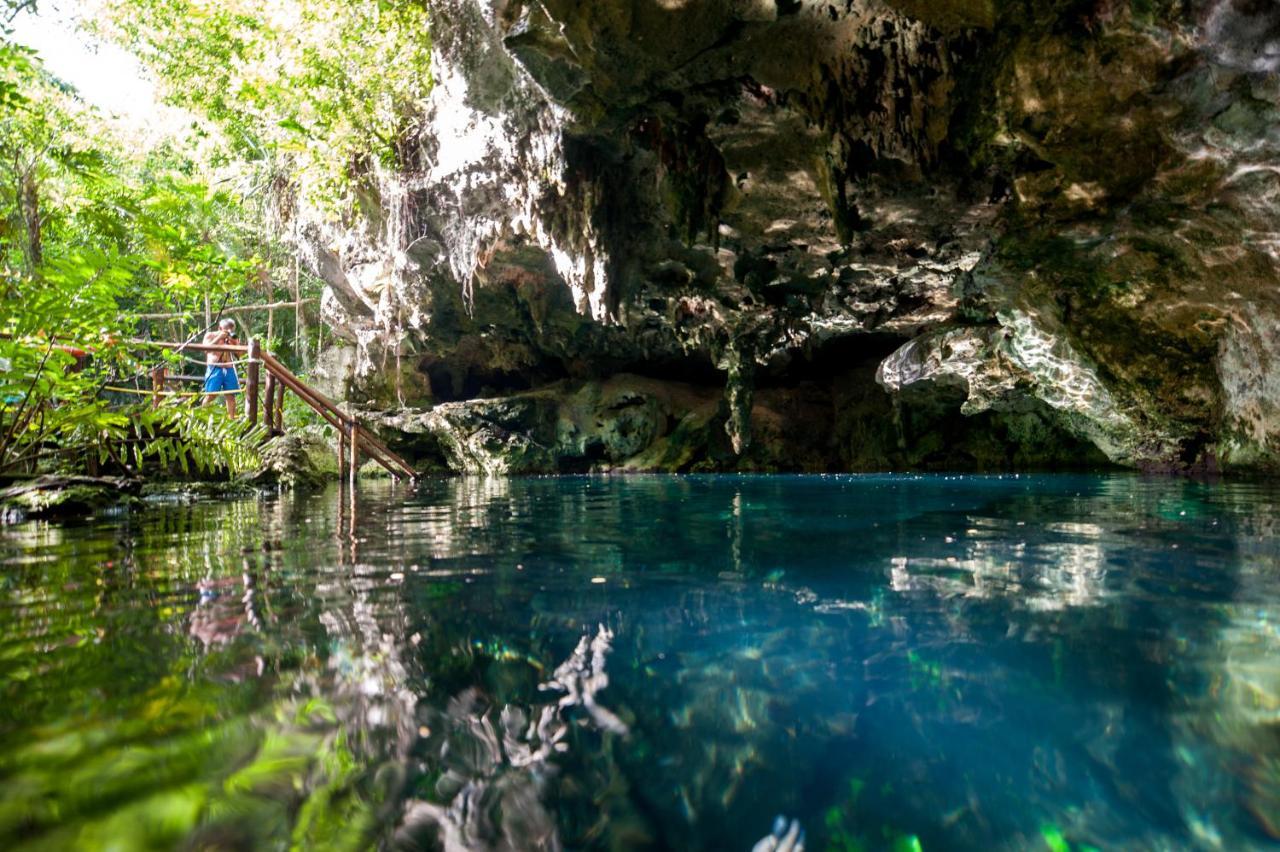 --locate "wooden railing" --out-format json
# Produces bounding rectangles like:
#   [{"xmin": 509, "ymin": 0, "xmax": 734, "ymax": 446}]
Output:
[{"xmin": 137, "ymin": 338, "xmax": 417, "ymax": 483}]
